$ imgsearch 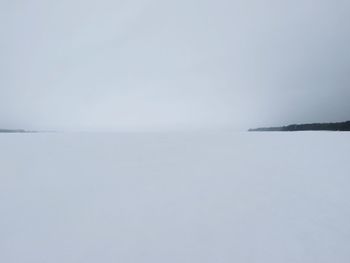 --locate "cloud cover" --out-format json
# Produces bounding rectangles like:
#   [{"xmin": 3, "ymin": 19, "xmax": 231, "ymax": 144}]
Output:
[{"xmin": 1, "ymin": 0, "xmax": 350, "ymax": 130}]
